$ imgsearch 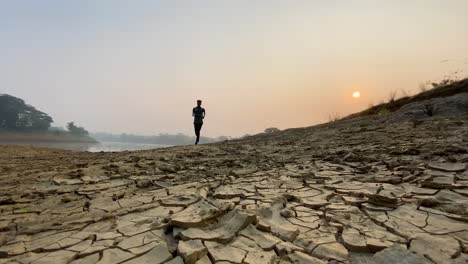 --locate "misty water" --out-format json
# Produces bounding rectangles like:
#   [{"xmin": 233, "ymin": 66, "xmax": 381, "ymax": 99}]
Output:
[{"xmin": 0, "ymin": 141, "xmax": 169, "ymax": 152}]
